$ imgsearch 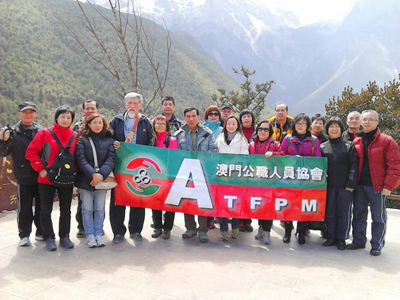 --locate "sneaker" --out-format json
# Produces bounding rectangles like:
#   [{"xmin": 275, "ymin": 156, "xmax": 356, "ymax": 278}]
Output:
[
  {"xmin": 262, "ymin": 232, "xmax": 271, "ymax": 244},
  {"xmin": 35, "ymin": 234, "xmax": 44, "ymax": 242},
  {"xmin": 182, "ymin": 230, "xmax": 197, "ymax": 239},
  {"xmin": 131, "ymin": 233, "xmax": 142, "ymax": 241},
  {"xmin": 220, "ymin": 231, "xmax": 229, "ymax": 241},
  {"xmin": 151, "ymin": 229, "xmax": 162, "ymax": 238},
  {"xmin": 198, "ymin": 231, "xmax": 209, "ymax": 243},
  {"xmin": 346, "ymin": 243, "xmax": 366, "ymax": 250},
  {"xmin": 19, "ymin": 237, "xmax": 31, "ymax": 247},
  {"xmin": 322, "ymin": 239, "xmax": 336, "ymax": 247},
  {"xmin": 231, "ymin": 228, "xmax": 240, "ymax": 239},
  {"xmin": 87, "ymin": 234, "xmax": 97, "ymax": 248},
  {"xmin": 207, "ymin": 222, "xmax": 216, "ymax": 229},
  {"xmin": 76, "ymin": 230, "xmax": 86, "ymax": 238},
  {"xmin": 244, "ymin": 224, "xmax": 253, "ymax": 232},
  {"xmin": 255, "ymin": 226, "xmax": 264, "ymax": 240},
  {"xmin": 113, "ymin": 234, "xmax": 125, "ymax": 244},
  {"xmin": 162, "ymin": 230, "xmax": 171, "ymax": 240},
  {"xmin": 46, "ymin": 239, "xmax": 57, "ymax": 251},
  {"xmin": 370, "ymin": 249, "xmax": 381, "ymax": 256},
  {"xmin": 96, "ymin": 235, "xmax": 105, "ymax": 247},
  {"xmin": 60, "ymin": 237, "xmax": 74, "ymax": 249}
]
